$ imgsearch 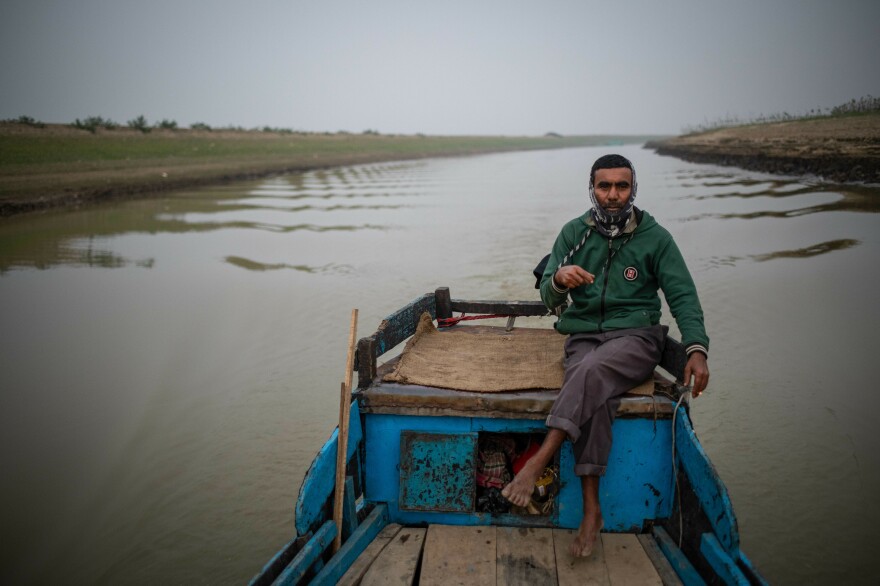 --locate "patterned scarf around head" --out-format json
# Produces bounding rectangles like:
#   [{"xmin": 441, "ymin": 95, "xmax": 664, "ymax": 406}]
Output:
[{"xmin": 588, "ymin": 160, "xmax": 638, "ymax": 238}]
